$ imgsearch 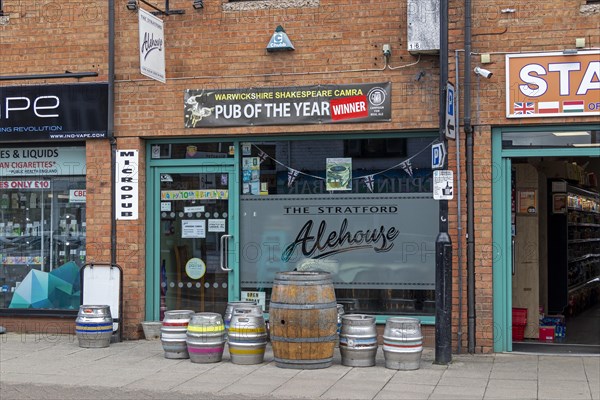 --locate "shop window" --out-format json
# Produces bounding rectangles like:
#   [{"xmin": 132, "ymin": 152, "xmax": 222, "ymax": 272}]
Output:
[
  {"xmin": 150, "ymin": 142, "xmax": 234, "ymax": 160},
  {"xmin": 238, "ymin": 136, "xmax": 437, "ymax": 316},
  {"xmin": 0, "ymin": 147, "xmax": 86, "ymax": 312}
]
